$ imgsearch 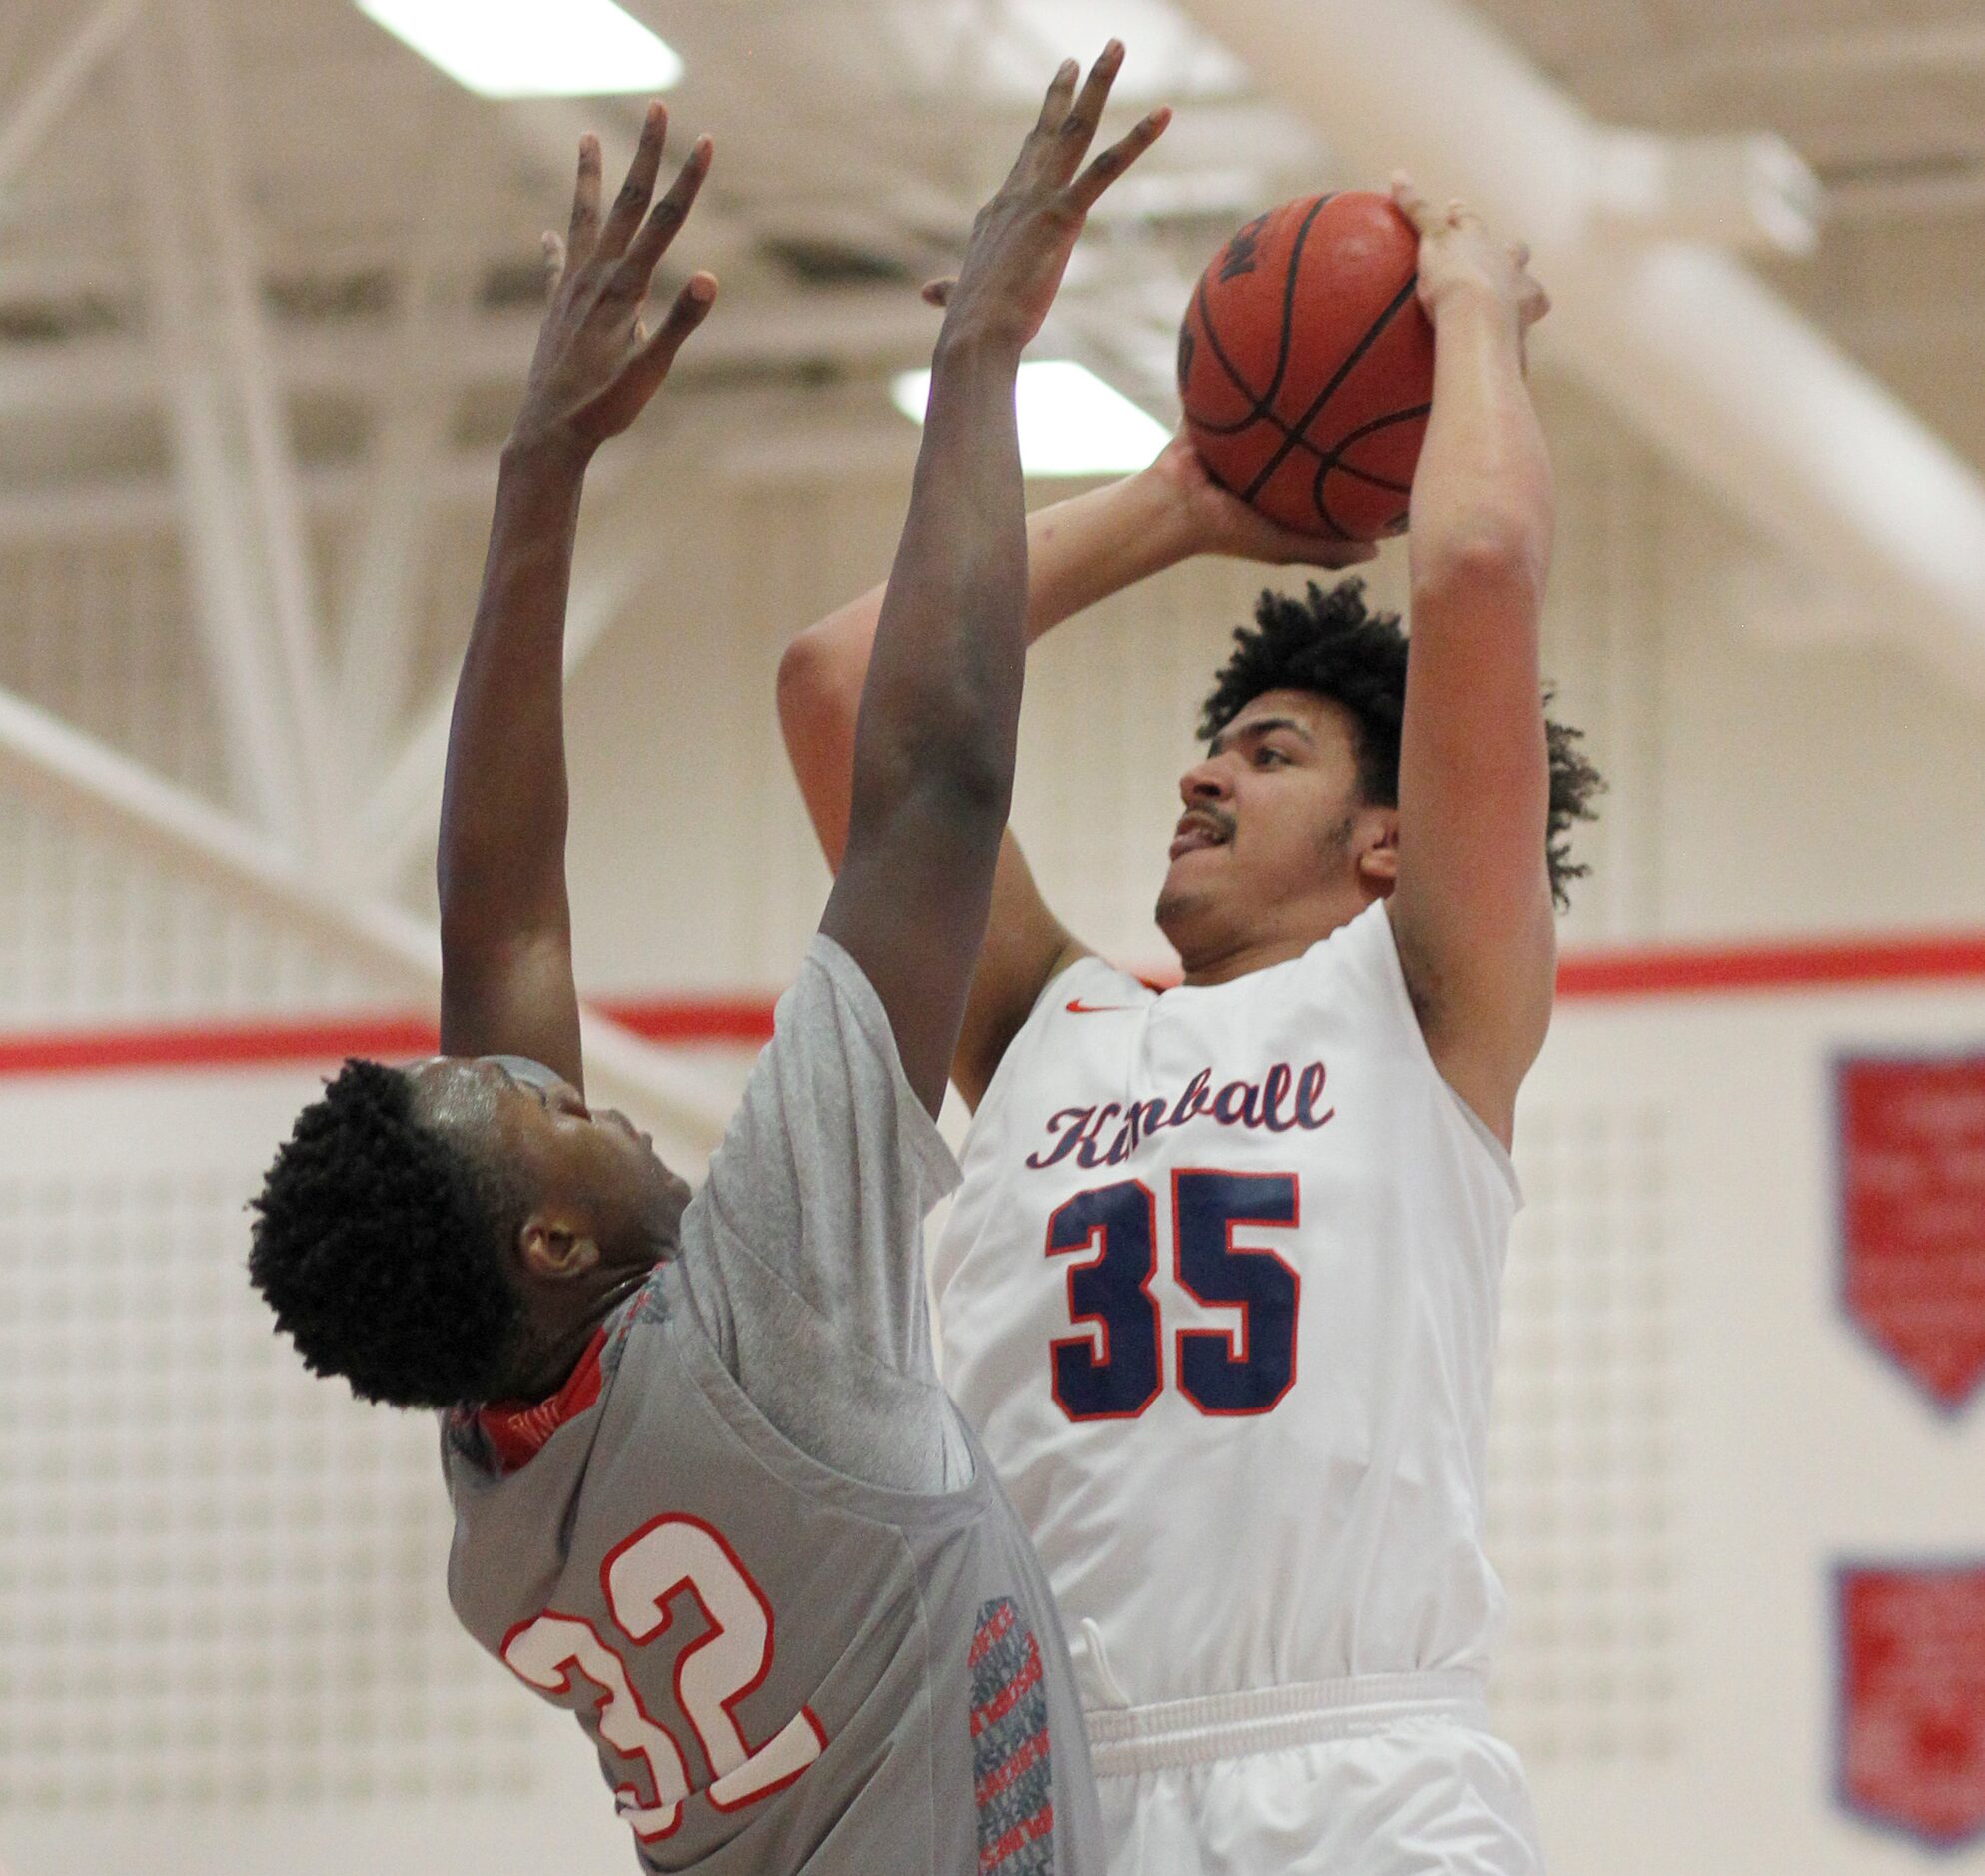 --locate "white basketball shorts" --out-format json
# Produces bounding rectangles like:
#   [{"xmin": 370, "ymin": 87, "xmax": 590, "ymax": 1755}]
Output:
[{"xmin": 1085, "ymin": 1672, "xmax": 1544, "ymax": 1876}]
